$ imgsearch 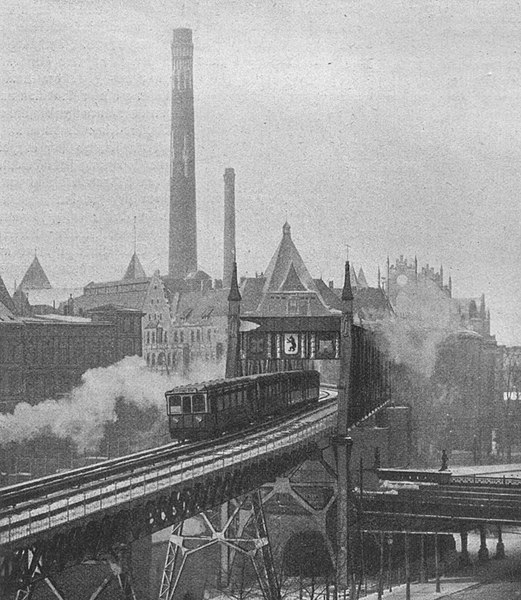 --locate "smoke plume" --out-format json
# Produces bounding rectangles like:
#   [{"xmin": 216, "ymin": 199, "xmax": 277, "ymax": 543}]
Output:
[
  {"xmin": 376, "ymin": 280, "xmax": 464, "ymax": 377},
  {"xmin": 0, "ymin": 356, "xmax": 224, "ymax": 453}
]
